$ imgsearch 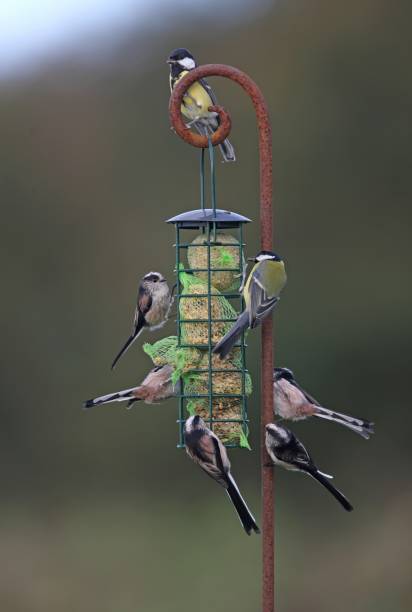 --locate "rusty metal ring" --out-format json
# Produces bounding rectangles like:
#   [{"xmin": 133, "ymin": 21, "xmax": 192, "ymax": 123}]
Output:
[{"xmin": 169, "ymin": 71, "xmax": 232, "ymax": 148}]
